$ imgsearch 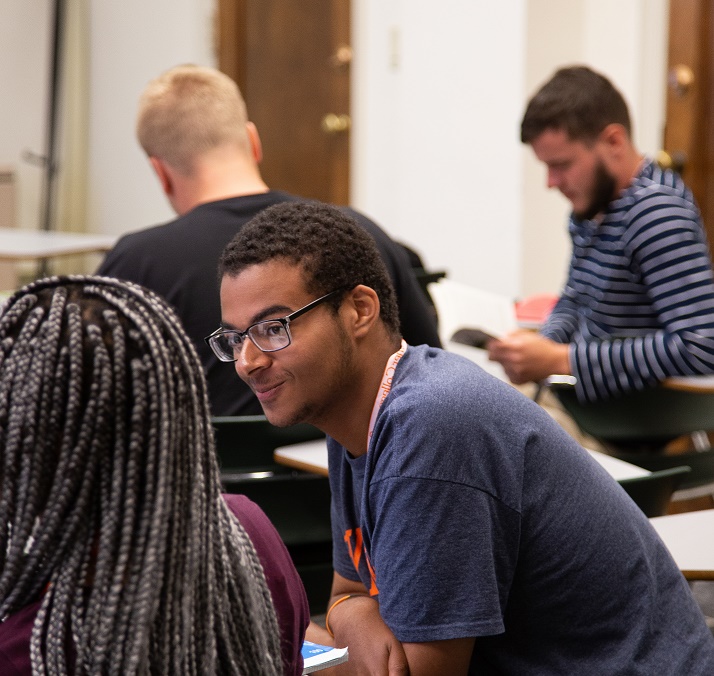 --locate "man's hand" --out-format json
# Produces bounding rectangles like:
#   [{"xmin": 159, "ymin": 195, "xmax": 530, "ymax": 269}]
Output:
[
  {"xmin": 328, "ymin": 594, "xmax": 409, "ymax": 675},
  {"xmin": 325, "ymin": 573, "xmax": 474, "ymax": 675},
  {"xmin": 487, "ymin": 330, "xmax": 571, "ymax": 384}
]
